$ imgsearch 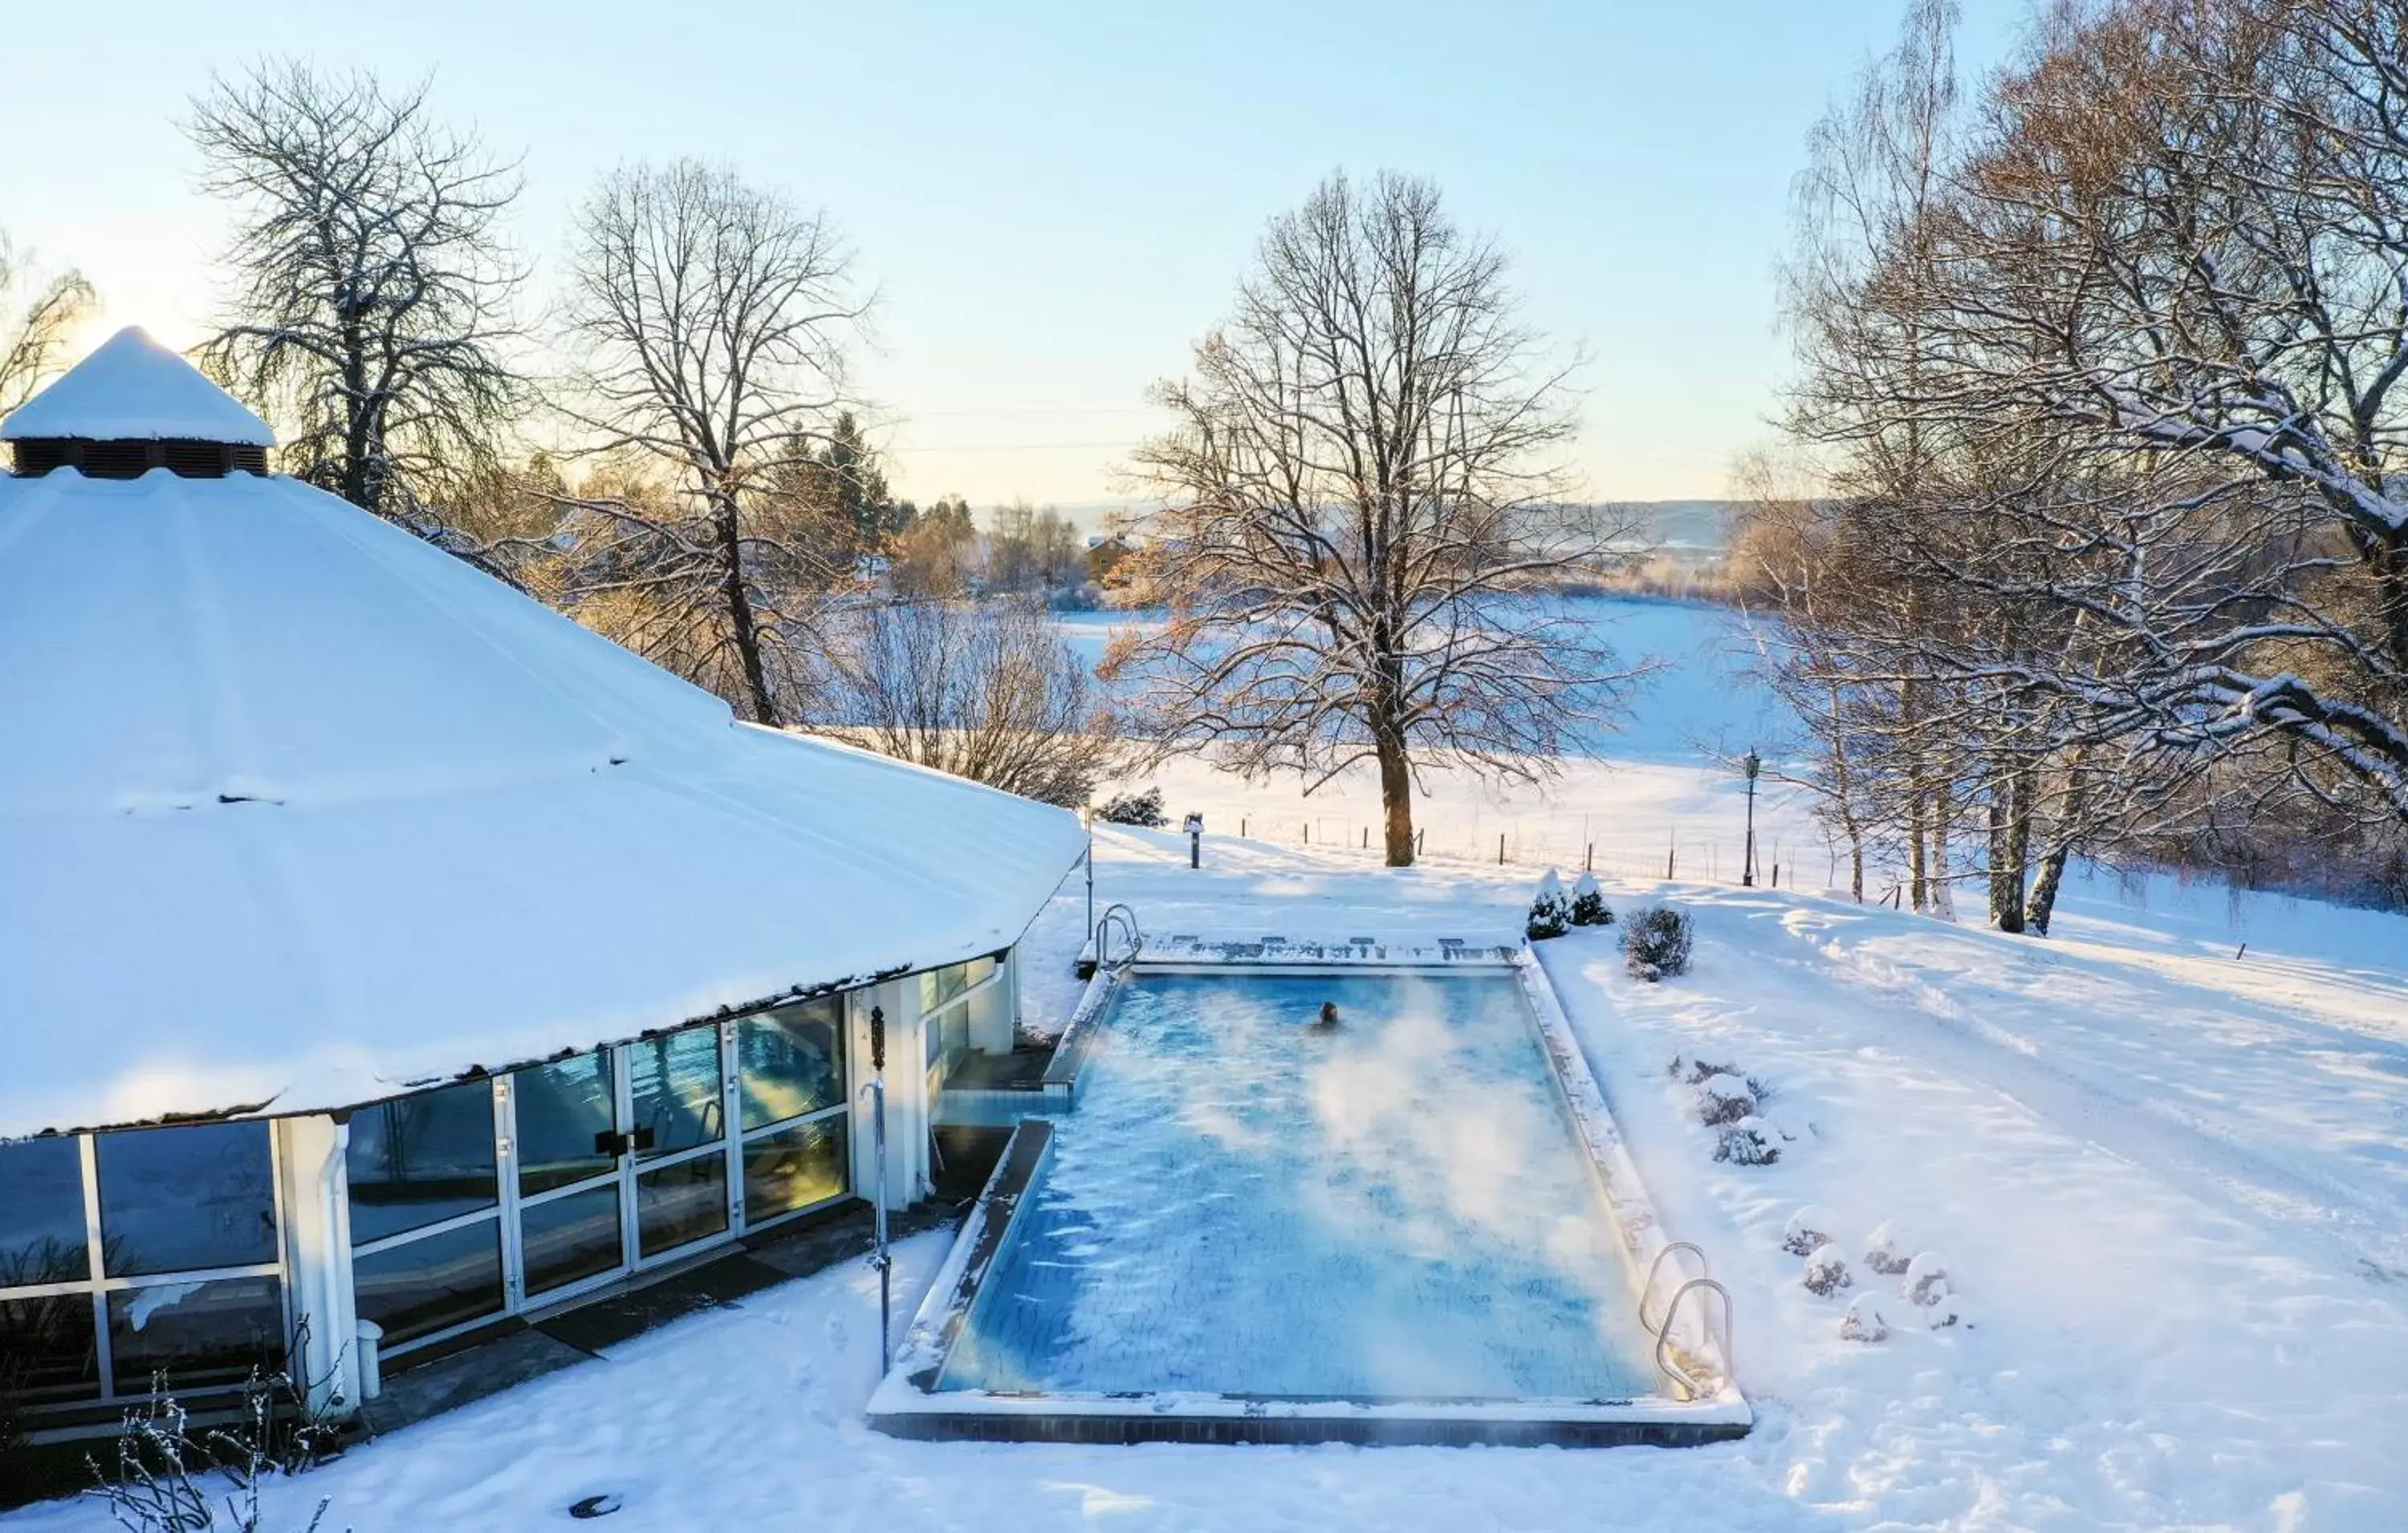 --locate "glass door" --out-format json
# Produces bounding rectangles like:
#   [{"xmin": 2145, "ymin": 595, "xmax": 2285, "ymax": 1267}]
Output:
[
  {"xmin": 624, "ymin": 1026, "xmax": 734, "ymax": 1263},
  {"xmin": 506, "ymin": 1051, "xmax": 628, "ymax": 1303}
]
